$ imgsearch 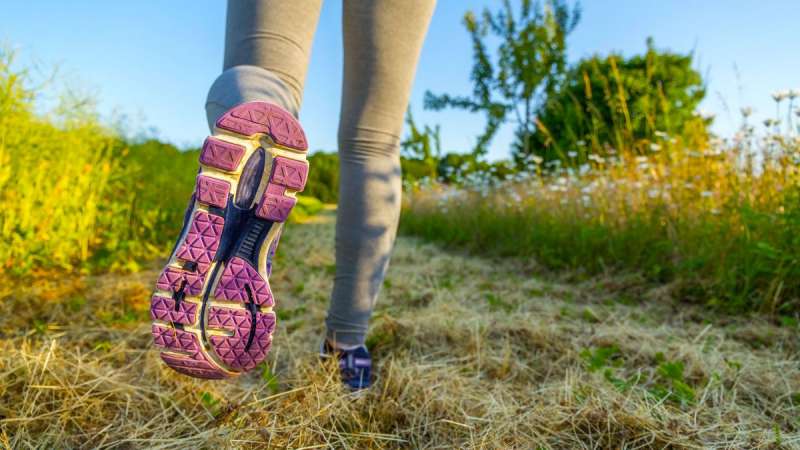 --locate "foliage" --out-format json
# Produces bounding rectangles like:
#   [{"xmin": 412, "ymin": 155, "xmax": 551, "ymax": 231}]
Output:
[
  {"xmin": 401, "ymin": 96, "xmax": 800, "ymax": 314},
  {"xmin": 0, "ymin": 53, "xmax": 320, "ymax": 276},
  {"xmin": 88, "ymin": 139, "xmax": 199, "ymax": 271},
  {"xmin": 425, "ymin": 0, "xmax": 580, "ymax": 157},
  {"xmin": 290, "ymin": 195, "xmax": 324, "ymax": 222},
  {"xmin": 0, "ymin": 52, "xmax": 126, "ymax": 275},
  {"xmin": 400, "ymin": 111, "xmax": 519, "ymax": 184},
  {"xmin": 522, "ymin": 38, "xmax": 709, "ymax": 164},
  {"xmin": 305, "ymin": 151, "xmax": 340, "ymax": 203},
  {"xmin": 0, "ymin": 60, "xmax": 198, "ymax": 275},
  {"xmin": 400, "ymin": 109, "xmax": 440, "ymax": 180}
]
